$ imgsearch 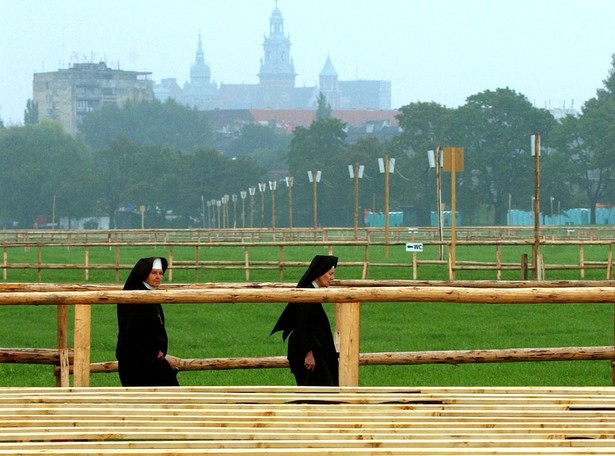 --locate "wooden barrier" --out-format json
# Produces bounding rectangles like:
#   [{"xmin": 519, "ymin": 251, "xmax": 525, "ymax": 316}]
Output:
[
  {"xmin": 2, "ymin": 225, "xmax": 615, "ymax": 243},
  {"xmin": 0, "ymin": 386, "xmax": 614, "ymax": 454},
  {"xmin": 2, "ymin": 236, "xmax": 615, "ymax": 281},
  {"xmin": 1, "ymin": 283, "xmax": 615, "ymax": 387}
]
